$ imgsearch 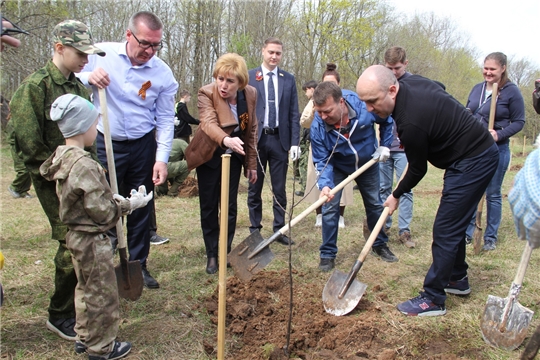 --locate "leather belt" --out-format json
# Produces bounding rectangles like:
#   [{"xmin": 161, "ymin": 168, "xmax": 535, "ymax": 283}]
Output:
[{"xmin": 263, "ymin": 127, "xmax": 279, "ymax": 135}]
